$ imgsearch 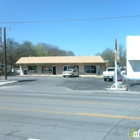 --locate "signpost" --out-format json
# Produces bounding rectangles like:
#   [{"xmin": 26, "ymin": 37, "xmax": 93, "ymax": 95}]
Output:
[
  {"xmin": 106, "ymin": 39, "xmax": 127, "ymax": 91},
  {"xmin": 115, "ymin": 39, "xmax": 118, "ymax": 89}
]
